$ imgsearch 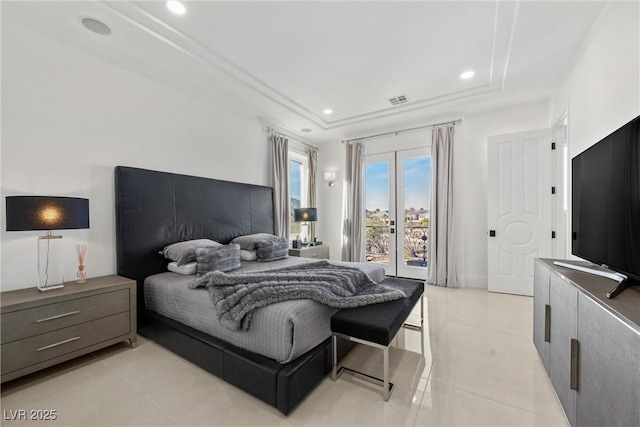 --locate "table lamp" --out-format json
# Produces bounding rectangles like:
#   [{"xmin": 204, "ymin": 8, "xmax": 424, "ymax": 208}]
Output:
[
  {"xmin": 6, "ymin": 196, "xmax": 90, "ymax": 291},
  {"xmin": 294, "ymin": 207, "xmax": 317, "ymax": 243}
]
